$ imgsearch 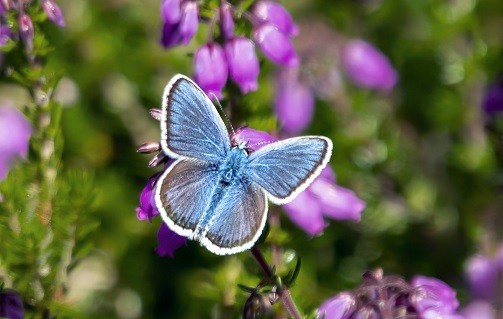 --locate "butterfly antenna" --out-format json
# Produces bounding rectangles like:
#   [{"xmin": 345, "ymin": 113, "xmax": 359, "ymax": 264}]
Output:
[
  {"xmin": 248, "ymin": 140, "xmax": 275, "ymax": 149},
  {"xmin": 210, "ymin": 92, "xmax": 236, "ymax": 135}
]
